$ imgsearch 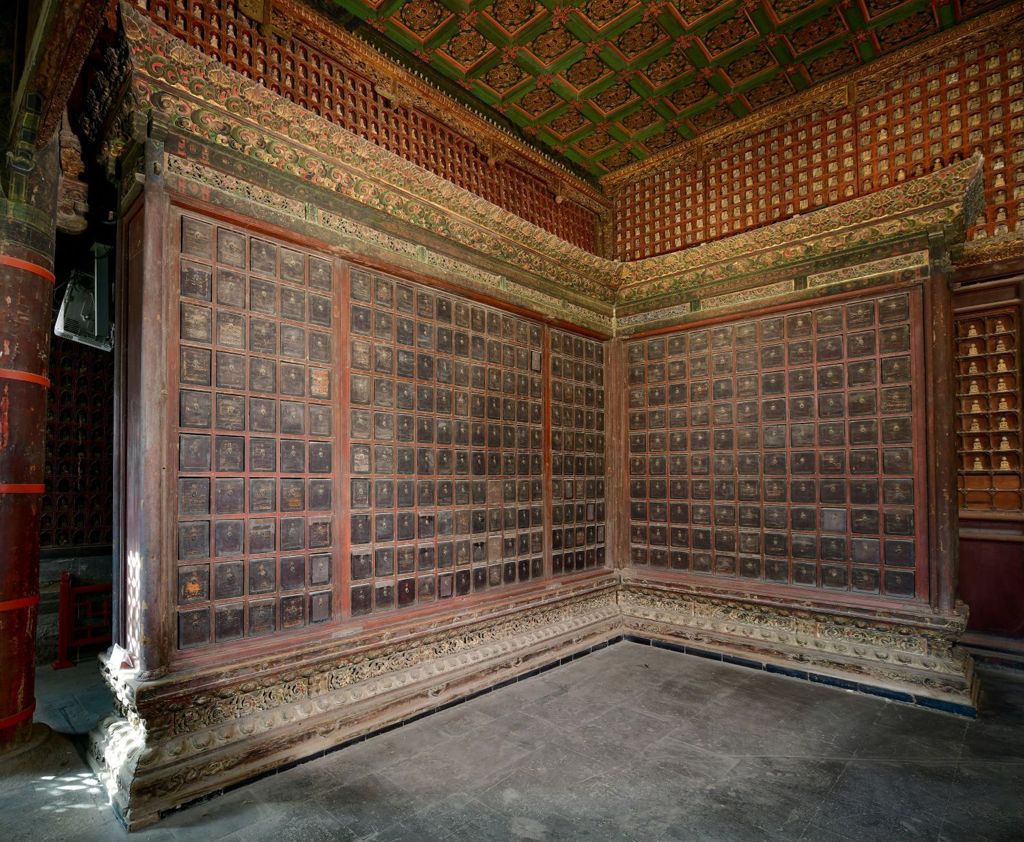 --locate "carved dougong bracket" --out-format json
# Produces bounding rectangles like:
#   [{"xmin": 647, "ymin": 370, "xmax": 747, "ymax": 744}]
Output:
[
  {"xmin": 57, "ymin": 110, "xmax": 89, "ymax": 234},
  {"xmin": 3, "ymin": 96, "xmax": 42, "ymax": 202}
]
